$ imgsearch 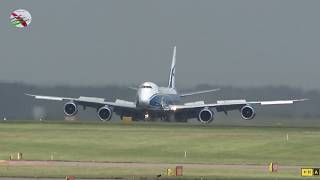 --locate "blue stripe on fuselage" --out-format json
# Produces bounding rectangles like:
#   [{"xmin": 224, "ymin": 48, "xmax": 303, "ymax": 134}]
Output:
[{"xmin": 149, "ymin": 94, "xmax": 180, "ymax": 108}]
